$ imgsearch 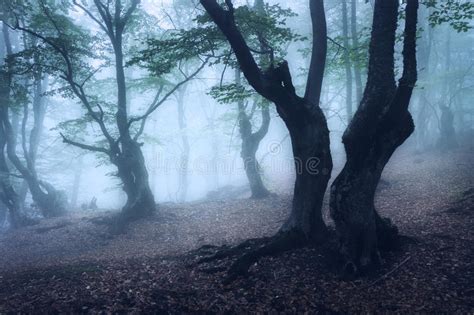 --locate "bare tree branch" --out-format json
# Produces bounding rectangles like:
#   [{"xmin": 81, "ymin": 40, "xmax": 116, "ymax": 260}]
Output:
[
  {"xmin": 304, "ymin": 0, "xmax": 327, "ymax": 104},
  {"xmin": 129, "ymin": 57, "xmax": 210, "ymax": 133},
  {"xmin": 60, "ymin": 133, "xmax": 110, "ymax": 155},
  {"xmin": 73, "ymin": 0, "xmax": 109, "ymax": 34}
]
